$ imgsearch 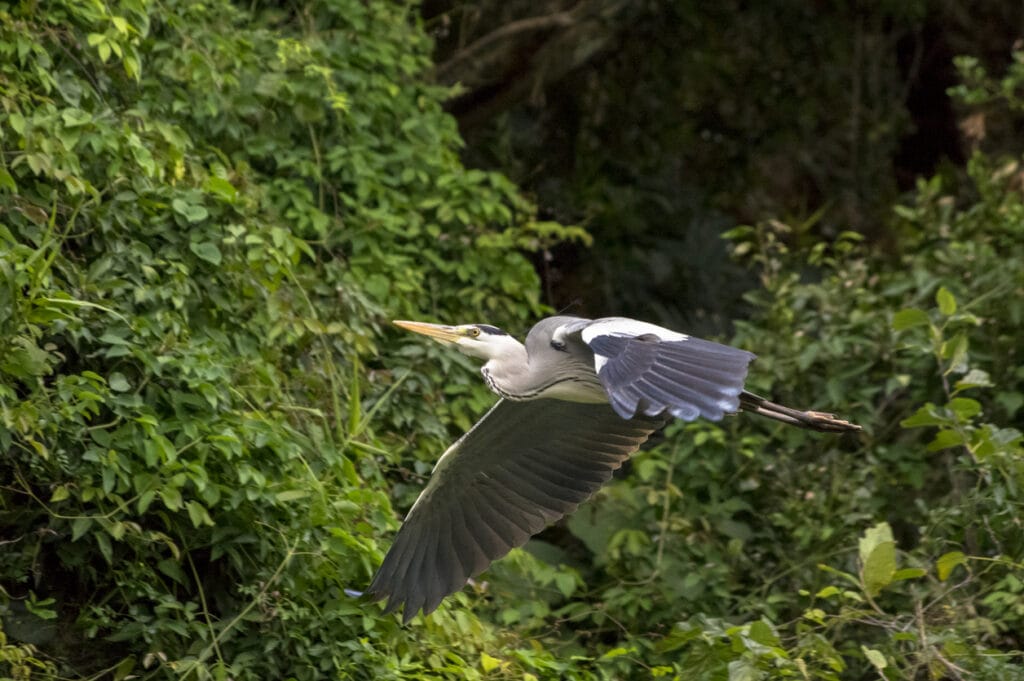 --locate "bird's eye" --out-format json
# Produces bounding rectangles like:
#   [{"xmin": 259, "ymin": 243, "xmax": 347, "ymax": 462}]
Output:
[{"xmin": 468, "ymin": 327, "xmax": 481, "ymax": 338}]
